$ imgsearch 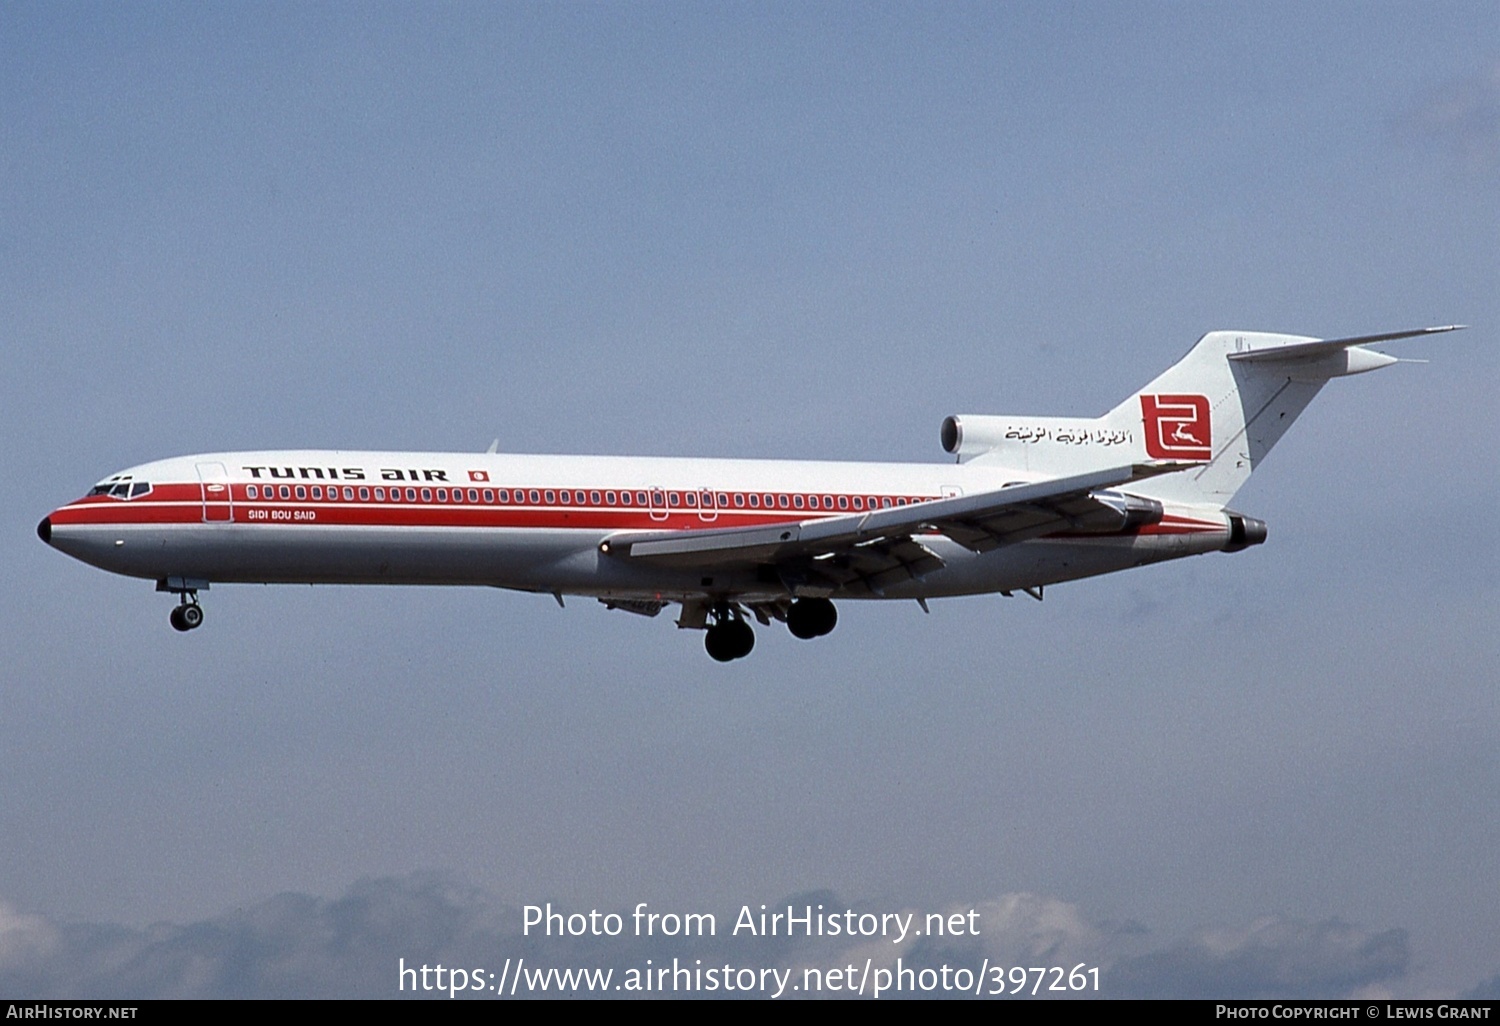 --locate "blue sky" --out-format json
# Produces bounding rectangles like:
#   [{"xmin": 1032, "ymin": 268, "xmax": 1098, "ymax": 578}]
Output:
[{"xmin": 3, "ymin": 2, "xmax": 1496, "ymax": 998}]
